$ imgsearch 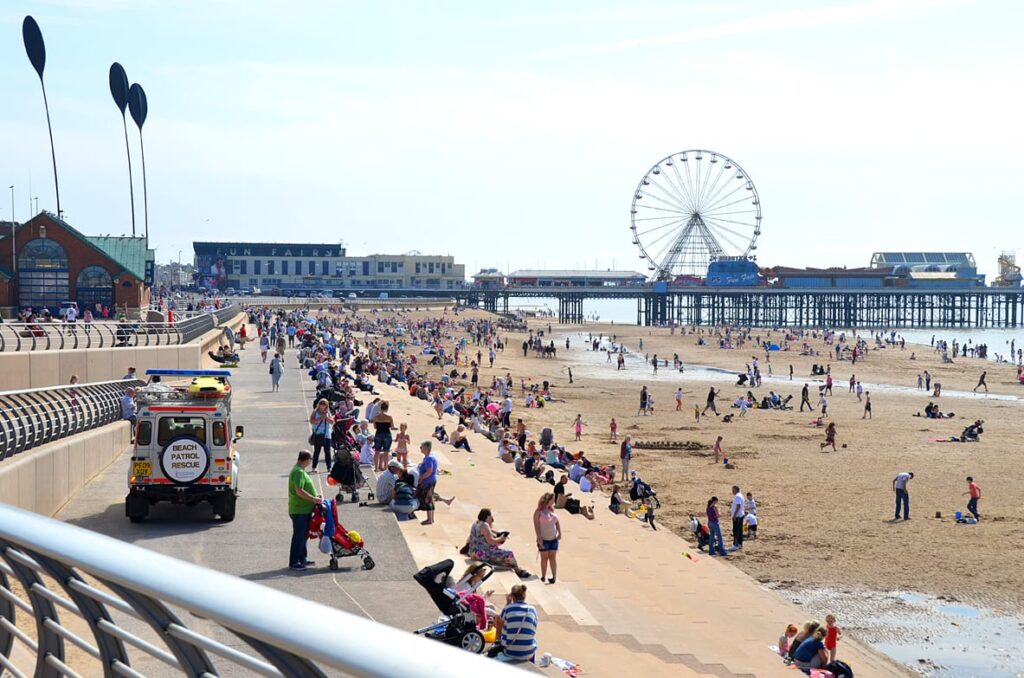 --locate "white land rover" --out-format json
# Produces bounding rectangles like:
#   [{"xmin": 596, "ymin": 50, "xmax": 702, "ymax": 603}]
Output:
[{"xmin": 125, "ymin": 370, "xmax": 242, "ymax": 523}]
